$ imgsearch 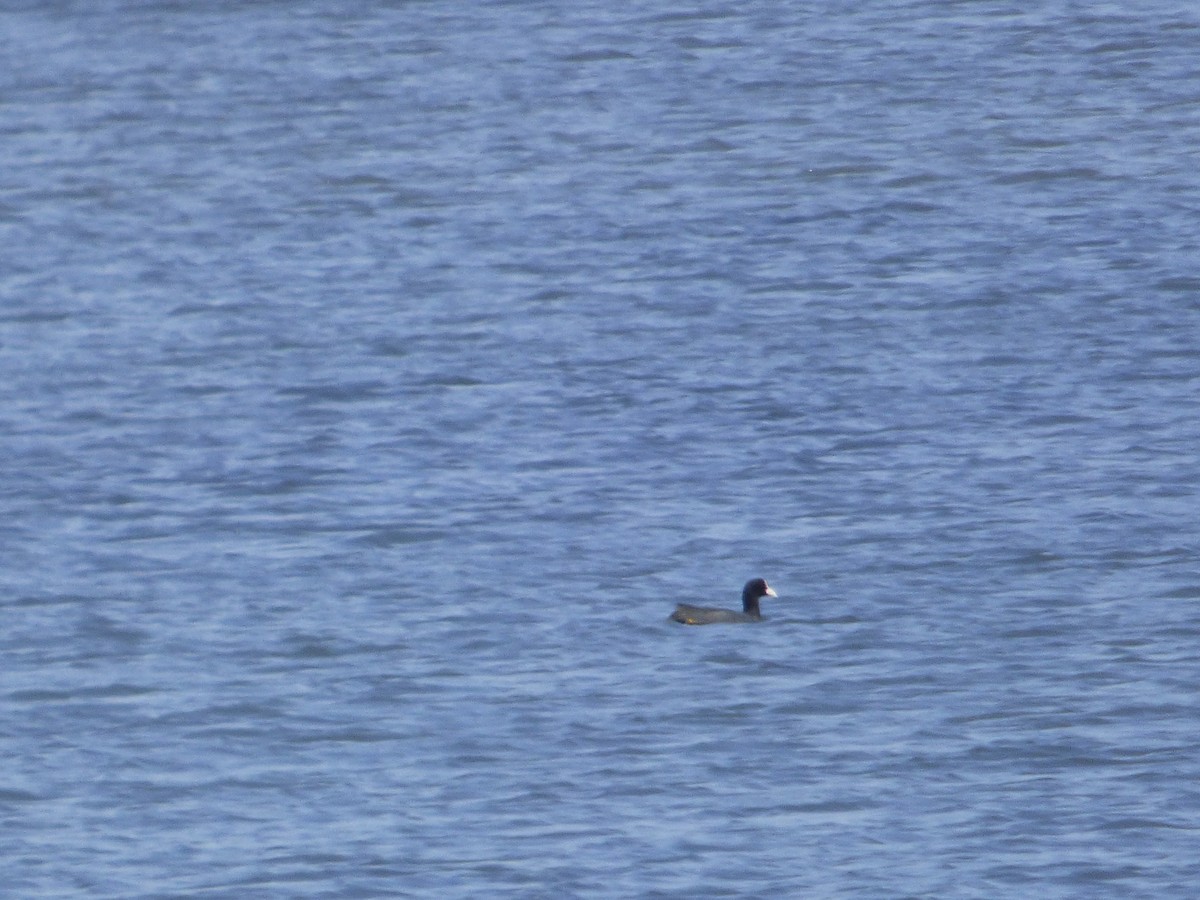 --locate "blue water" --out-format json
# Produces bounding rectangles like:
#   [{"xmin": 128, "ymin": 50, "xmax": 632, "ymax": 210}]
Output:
[{"xmin": 4, "ymin": 2, "xmax": 1200, "ymax": 897}]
